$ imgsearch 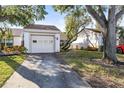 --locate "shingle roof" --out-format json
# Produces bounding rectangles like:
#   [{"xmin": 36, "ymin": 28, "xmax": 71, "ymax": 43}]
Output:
[{"xmin": 24, "ymin": 24, "xmax": 60, "ymax": 31}]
